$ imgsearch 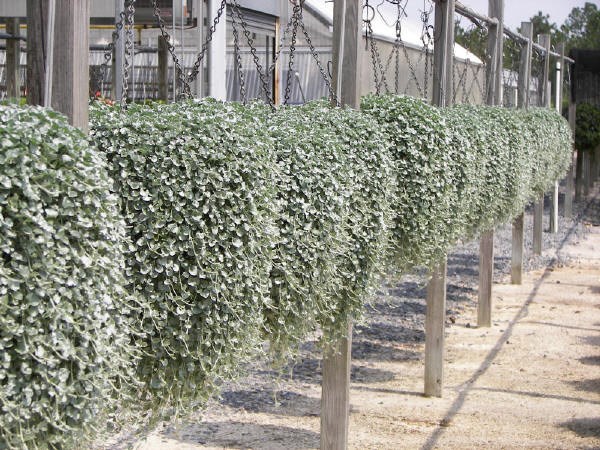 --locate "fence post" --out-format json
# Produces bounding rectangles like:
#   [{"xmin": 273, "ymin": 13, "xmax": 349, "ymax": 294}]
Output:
[
  {"xmin": 532, "ymin": 34, "xmax": 551, "ymax": 255},
  {"xmin": 26, "ymin": 1, "xmax": 46, "ymax": 106},
  {"xmin": 424, "ymin": 0, "xmax": 454, "ymax": 398},
  {"xmin": 566, "ymin": 99, "xmax": 576, "ymax": 217},
  {"xmin": 478, "ymin": 0, "xmax": 503, "ymax": 328},
  {"xmin": 158, "ymin": 36, "xmax": 169, "ymax": 101},
  {"xmin": 6, "ymin": 18, "xmax": 21, "ymax": 99},
  {"xmin": 549, "ymin": 43, "xmax": 565, "ymax": 232},
  {"xmin": 511, "ymin": 21, "xmax": 532, "ymax": 284},
  {"xmin": 49, "ymin": 0, "xmax": 89, "ymax": 130},
  {"xmin": 321, "ymin": 1, "xmax": 361, "ymax": 448}
]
